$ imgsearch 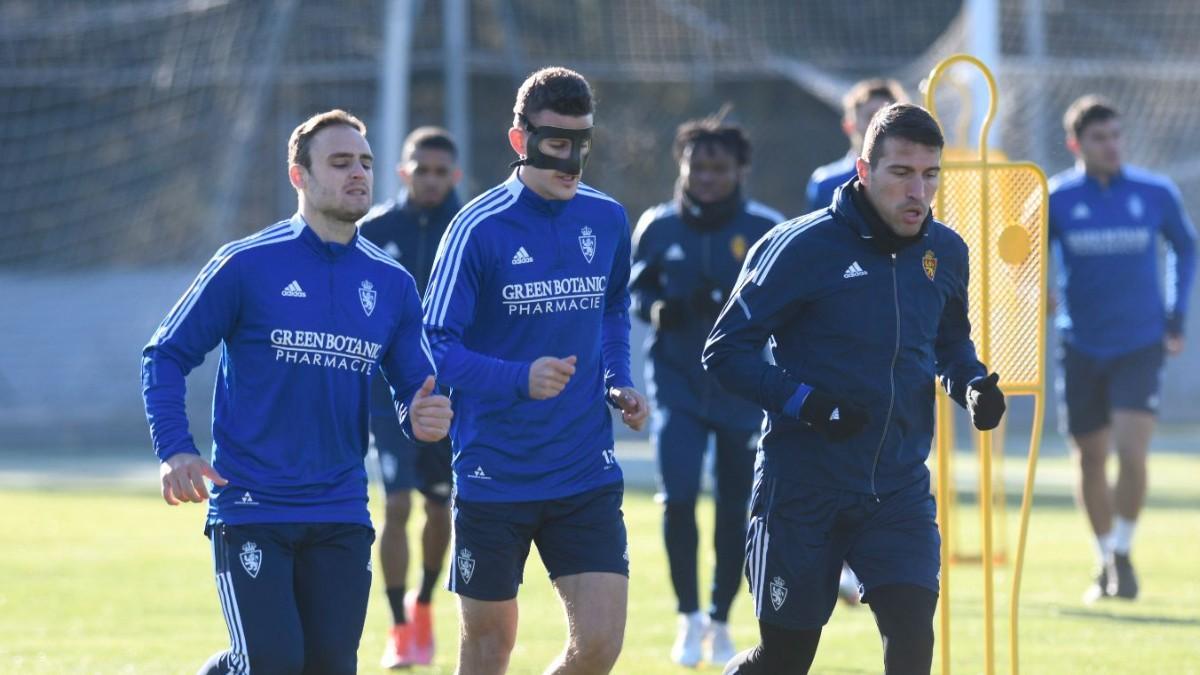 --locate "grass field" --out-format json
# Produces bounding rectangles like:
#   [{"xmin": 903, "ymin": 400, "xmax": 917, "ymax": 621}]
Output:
[{"xmin": 1, "ymin": 452, "xmax": 1198, "ymax": 674}]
